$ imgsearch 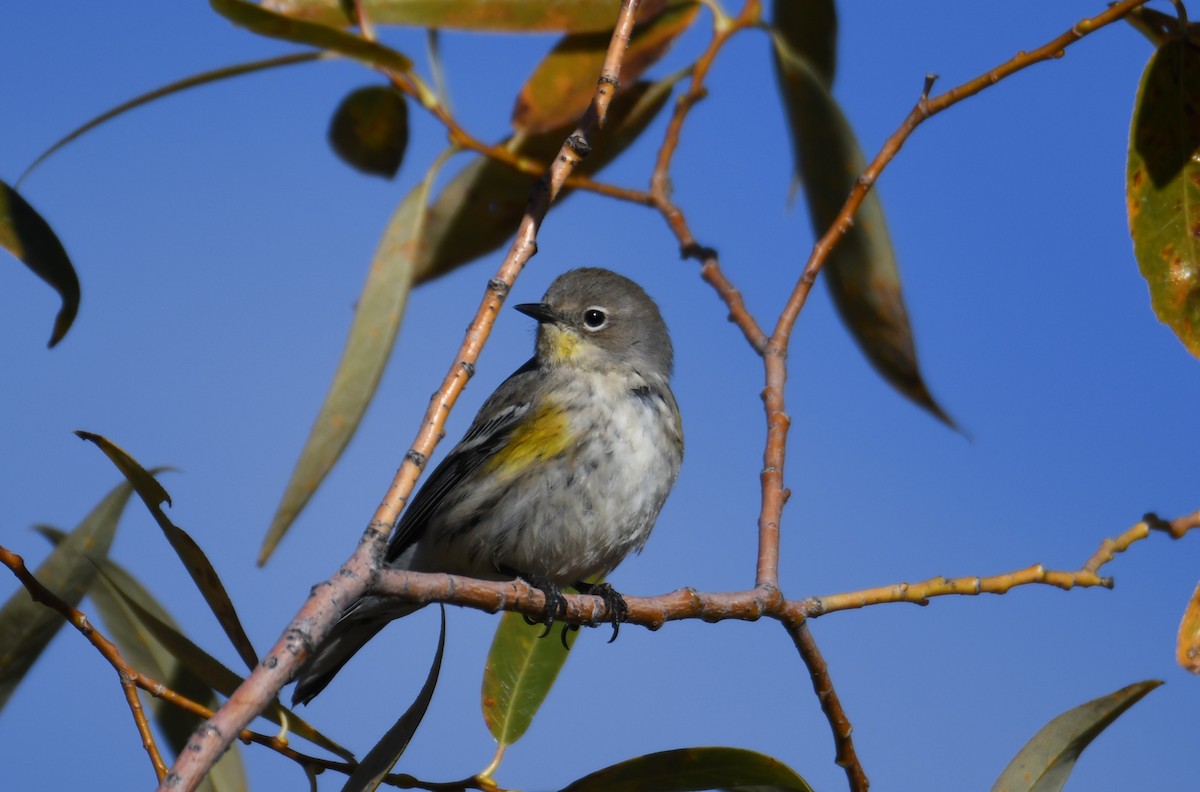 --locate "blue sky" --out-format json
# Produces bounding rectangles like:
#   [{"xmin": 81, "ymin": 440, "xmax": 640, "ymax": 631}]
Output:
[{"xmin": 3, "ymin": 2, "xmax": 1199, "ymax": 790}]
